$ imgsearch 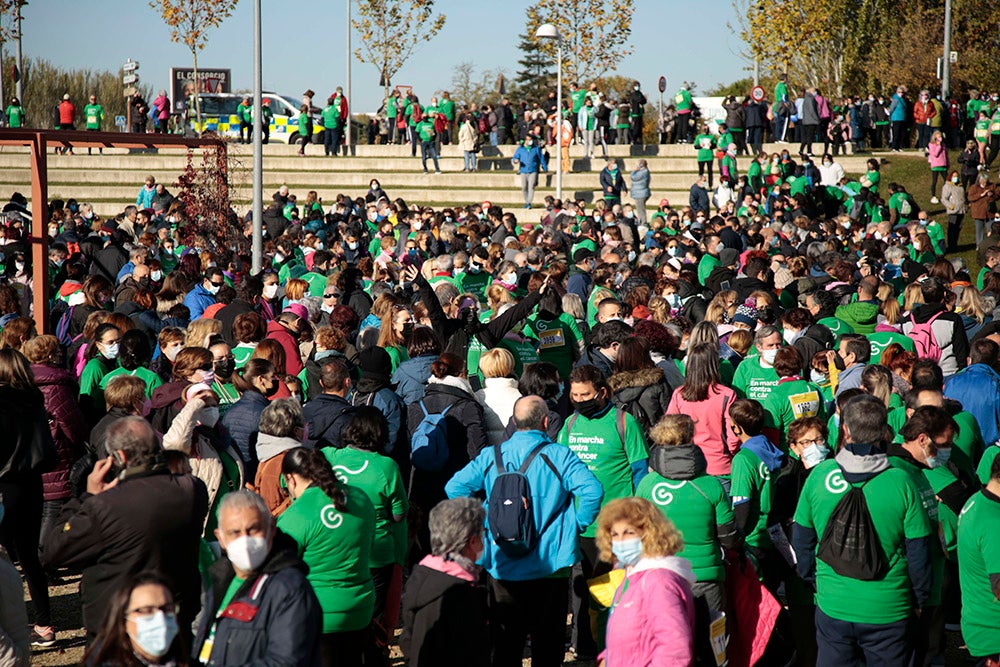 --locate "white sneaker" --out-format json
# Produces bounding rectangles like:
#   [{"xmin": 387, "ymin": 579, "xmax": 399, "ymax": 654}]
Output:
[{"xmin": 930, "ymin": 196, "xmax": 939, "ymax": 204}]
